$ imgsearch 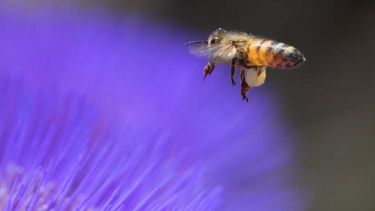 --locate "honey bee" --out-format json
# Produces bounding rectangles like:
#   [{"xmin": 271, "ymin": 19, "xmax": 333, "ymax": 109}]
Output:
[{"xmin": 186, "ymin": 28, "xmax": 306, "ymax": 102}]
